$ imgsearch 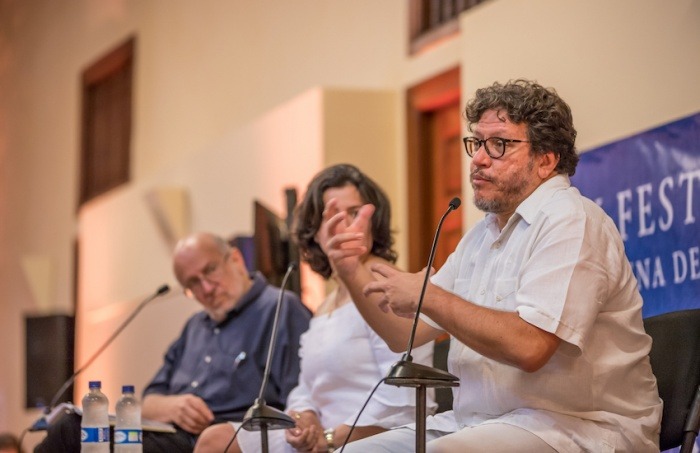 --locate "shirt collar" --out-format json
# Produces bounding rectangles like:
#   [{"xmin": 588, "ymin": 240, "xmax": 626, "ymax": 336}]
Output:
[
  {"xmin": 515, "ymin": 174, "xmax": 571, "ymax": 225},
  {"xmin": 483, "ymin": 174, "xmax": 571, "ymax": 232}
]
